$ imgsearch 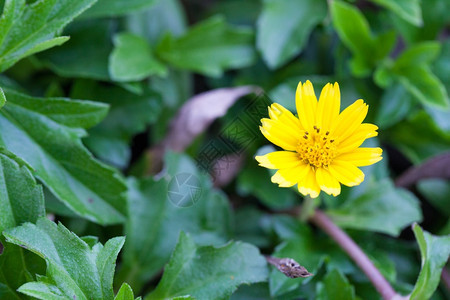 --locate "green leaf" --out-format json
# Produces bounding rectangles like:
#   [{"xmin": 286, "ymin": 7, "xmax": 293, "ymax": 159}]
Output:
[
  {"xmin": 316, "ymin": 269, "xmax": 356, "ymax": 300},
  {"xmin": 410, "ymin": 224, "xmax": 450, "ymax": 300},
  {"xmin": 0, "ymin": 147, "xmax": 46, "ymax": 300},
  {"xmin": 327, "ymin": 179, "xmax": 422, "ymax": 236},
  {"xmin": 395, "ymin": 65, "xmax": 449, "ymax": 109},
  {"xmin": 156, "ymin": 15, "xmax": 255, "ymax": 77},
  {"xmin": 146, "ymin": 232, "xmax": 268, "ymax": 300},
  {"xmin": 331, "ymin": 0, "xmax": 395, "ymax": 76},
  {"xmin": 118, "ymin": 152, "xmax": 232, "ymax": 292},
  {"xmin": 0, "ymin": 88, "xmax": 5, "ymax": 109},
  {"xmin": 268, "ymin": 216, "xmax": 354, "ymax": 297},
  {"xmin": 388, "ymin": 110, "xmax": 450, "ymax": 164},
  {"xmin": 115, "ymin": 283, "xmax": 136, "ymax": 300},
  {"xmin": 0, "ymin": 0, "xmax": 97, "ymax": 72},
  {"xmin": 369, "ymin": 0, "xmax": 422, "ymax": 26},
  {"xmin": 0, "ymin": 148, "xmax": 45, "ymax": 233},
  {"xmin": 417, "ymin": 179, "xmax": 450, "ymax": 216},
  {"xmin": 0, "ymin": 89, "xmax": 127, "ymax": 225},
  {"xmin": 3, "ymin": 218, "xmax": 125, "ymax": 300},
  {"xmin": 109, "ymin": 33, "xmax": 167, "ymax": 82},
  {"xmin": 82, "ymin": 0, "xmax": 157, "ymax": 18},
  {"xmin": 256, "ymin": 0, "xmax": 327, "ymax": 69},
  {"xmin": 375, "ymin": 84, "xmax": 414, "ymax": 129},
  {"xmin": 70, "ymin": 79, "xmax": 162, "ymax": 169},
  {"xmin": 393, "ymin": 42, "xmax": 441, "ymax": 69},
  {"xmin": 38, "ymin": 19, "xmax": 113, "ymax": 80}
]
